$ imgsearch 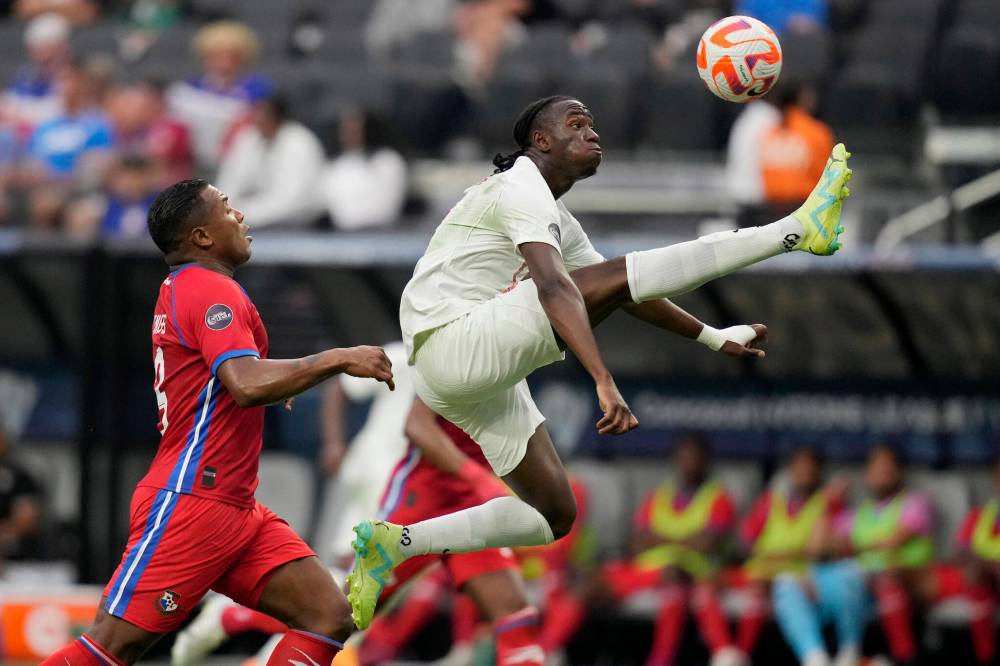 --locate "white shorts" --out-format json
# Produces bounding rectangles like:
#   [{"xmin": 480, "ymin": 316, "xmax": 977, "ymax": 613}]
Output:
[{"xmin": 412, "ymin": 280, "xmax": 565, "ymax": 476}]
